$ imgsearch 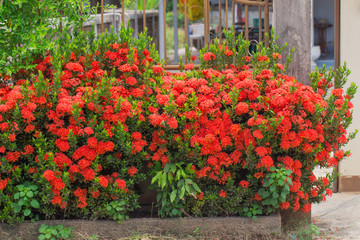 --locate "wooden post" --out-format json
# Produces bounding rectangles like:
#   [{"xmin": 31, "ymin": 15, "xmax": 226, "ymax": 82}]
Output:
[
  {"xmin": 334, "ymin": 0, "xmax": 340, "ymax": 69},
  {"xmin": 122, "ymin": 0, "xmax": 125, "ymax": 25},
  {"xmin": 273, "ymin": 0, "xmax": 312, "ymax": 85},
  {"xmin": 80, "ymin": 3, "xmax": 84, "ymax": 31},
  {"xmin": 204, "ymin": 0, "xmax": 209, "ymax": 47},
  {"xmin": 173, "ymin": 0, "xmax": 179, "ymax": 63},
  {"xmin": 143, "ymin": 0, "xmax": 146, "ymax": 32},
  {"xmin": 219, "ymin": 0, "xmax": 222, "ymax": 42},
  {"xmin": 264, "ymin": 0, "xmax": 269, "ymax": 47},
  {"xmin": 258, "ymin": 5, "xmax": 262, "ymax": 43},
  {"xmin": 245, "ymin": 4, "xmax": 249, "ymax": 41},
  {"xmin": 60, "ymin": 10, "xmax": 63, "ymax": 33},
  {"xmin": 225, "ymin": 0, "xmax": 228, "ymax": 31},
  {"xmin": 232, "ymin": 0, "xmax": 235, "ymax": 64},
  {"xmin": 101, "ymin": 0, "xmax": 104, "ymax": 33},
  {"xmin": 184, "ymin": 0, "xmax": 188, "ymax": 64},
  {"xmin": 163, "ymin": 0, "xmax": 167, "ymax": 65}
]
